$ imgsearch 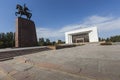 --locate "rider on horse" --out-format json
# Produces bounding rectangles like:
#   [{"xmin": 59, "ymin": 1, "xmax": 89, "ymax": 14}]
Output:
[
  {"xmin": 23, "ymin": 4, "xmax": 30, "ymax": 13},
  {"xmin": 16, "ymin": 4, "xmax": 32, "ymax": 20}
]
